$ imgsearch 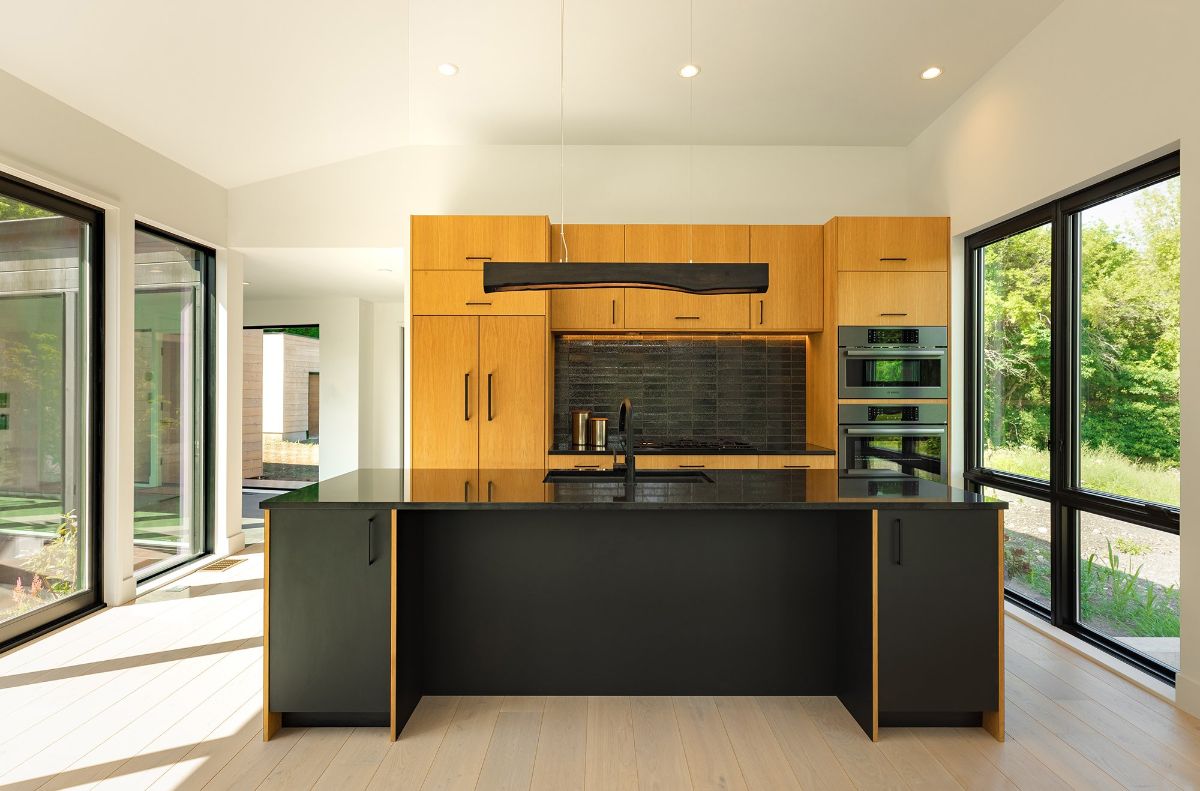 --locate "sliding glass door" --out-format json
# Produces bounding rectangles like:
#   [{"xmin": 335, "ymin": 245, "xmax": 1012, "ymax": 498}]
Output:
[
  {"xmin": 132, "ymin": 225, "xmax": 213, "ymax": 579},
  {"xmin": 966, "ymin": 153, "xmax": 1181, "ymax": 680},
  {"xmin": 0, "ymin": 174, "xmax": 102, "ymax": 647}
]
